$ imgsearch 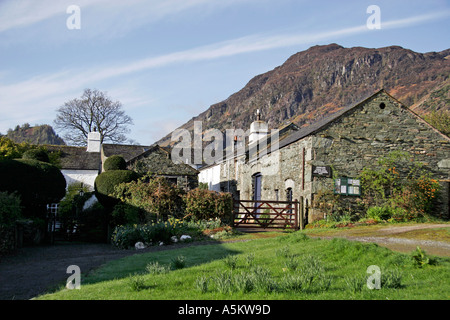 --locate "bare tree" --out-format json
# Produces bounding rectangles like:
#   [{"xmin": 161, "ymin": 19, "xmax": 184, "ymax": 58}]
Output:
[{"xmin": 54, "ymin": 89, "xmax": 133, "ymax": 146}]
